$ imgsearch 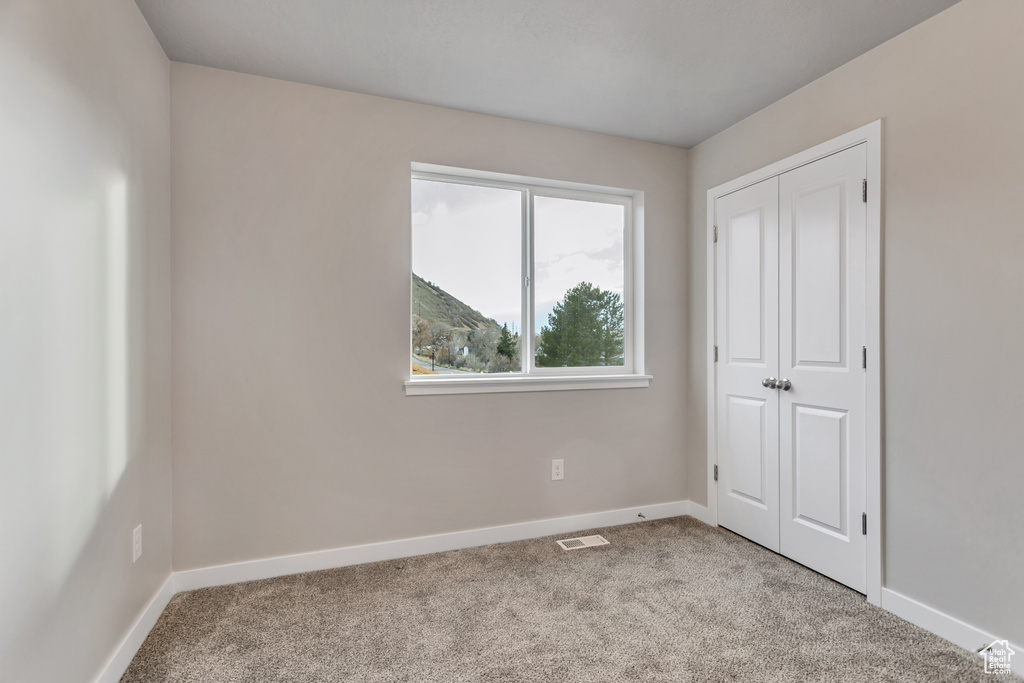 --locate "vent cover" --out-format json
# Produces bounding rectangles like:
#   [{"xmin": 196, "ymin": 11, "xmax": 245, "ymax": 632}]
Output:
[{"xmin": 556, "ymin": 535, "xmax": 609, "ymax": 551}]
